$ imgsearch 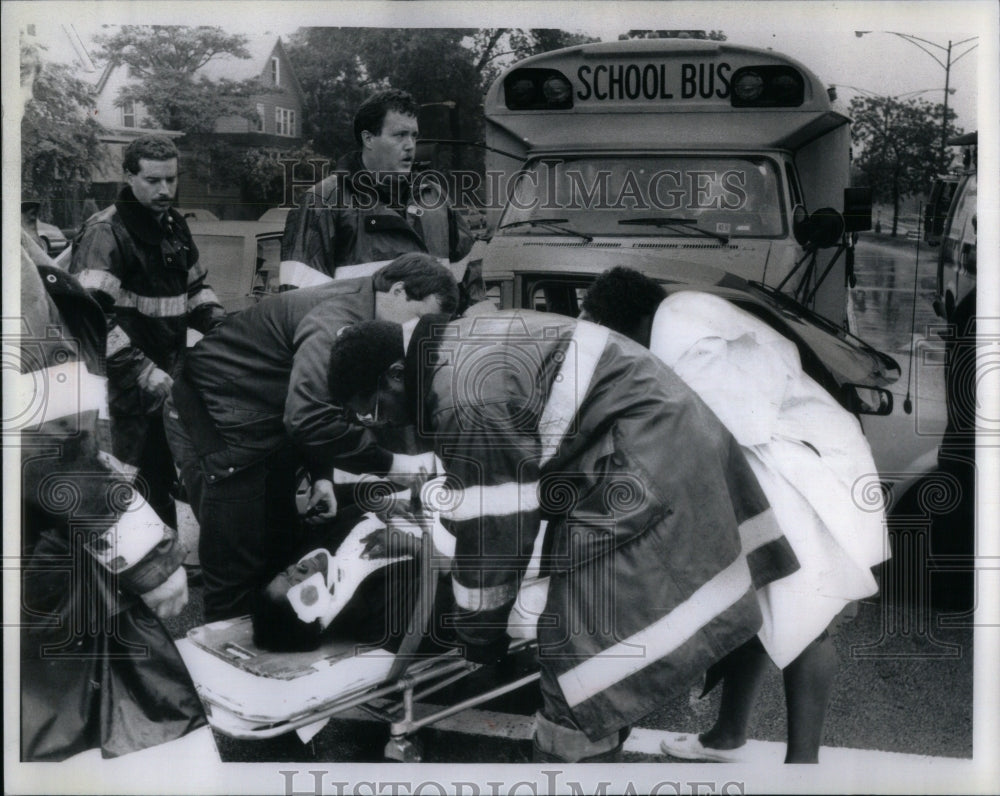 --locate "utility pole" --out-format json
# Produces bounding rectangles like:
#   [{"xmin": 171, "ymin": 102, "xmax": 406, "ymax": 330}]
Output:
[{"xmin": 854, "ymin": 32, "xmax": 977, "ymax": 168}]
